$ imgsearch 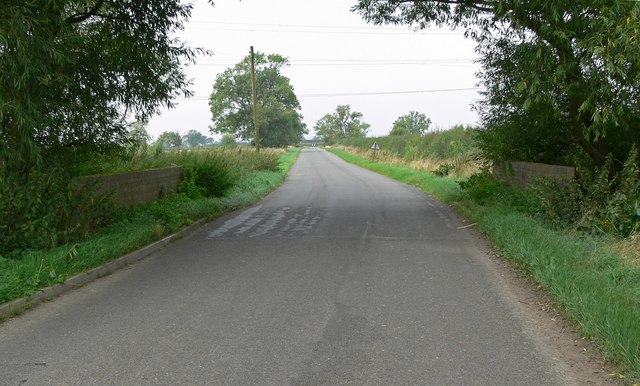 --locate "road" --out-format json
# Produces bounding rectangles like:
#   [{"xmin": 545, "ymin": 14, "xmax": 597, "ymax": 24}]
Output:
[{"xmin": 0, "ymin": 148, "xmax": 574, "ymax": 385}]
